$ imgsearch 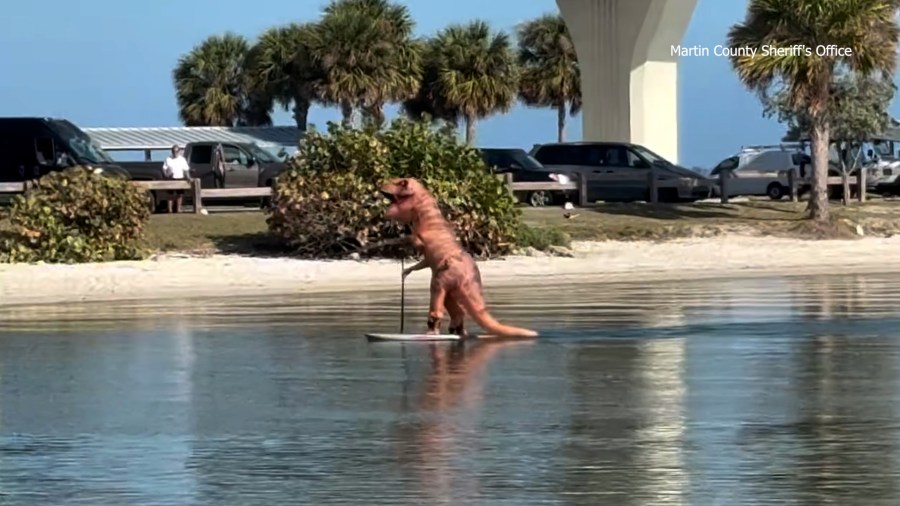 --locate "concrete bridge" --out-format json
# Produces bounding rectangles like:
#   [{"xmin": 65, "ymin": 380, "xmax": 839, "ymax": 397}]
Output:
[{"xmin": 557, "ymin": 0, "xmax": 698, "ymax": 163}]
